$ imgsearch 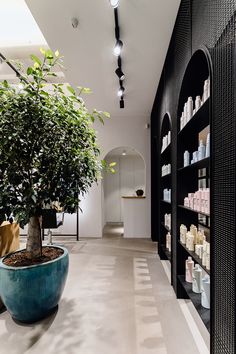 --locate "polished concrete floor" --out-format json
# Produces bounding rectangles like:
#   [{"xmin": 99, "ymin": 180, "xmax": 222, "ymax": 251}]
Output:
[{"xmin": 0, "ymin": 225, "xmax": 210, "ymax": 354}]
